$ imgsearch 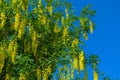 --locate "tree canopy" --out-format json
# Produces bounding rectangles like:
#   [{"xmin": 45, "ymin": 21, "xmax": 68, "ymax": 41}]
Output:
[{"xmin": 0, "ymin": 0, "xmax": 103, "ymax": 80}]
